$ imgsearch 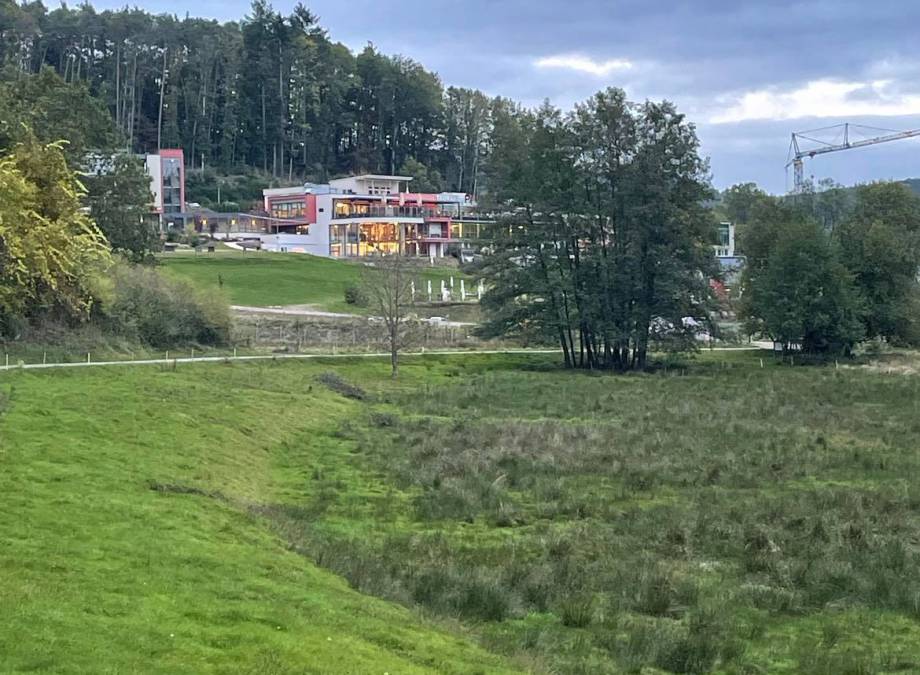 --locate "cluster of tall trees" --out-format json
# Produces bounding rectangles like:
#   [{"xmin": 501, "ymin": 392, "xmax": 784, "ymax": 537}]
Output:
[
  {"xmin": 0, "ymin": 0, "xmax": 497, "ymax": 191},
  {"xmin": 0, "ymin": 65, "xmax": 158, "ymax": 260},
  {"xmin": 736, "ymin": 182, "xmax": 920, "ymax": 353},
  {"xmin": 0, "ymin": 135, "xmax": 111, "ymax": 335},
  {"xmin": 476, "ymin": 89, "xmax": 718, "ymax": 370}
]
